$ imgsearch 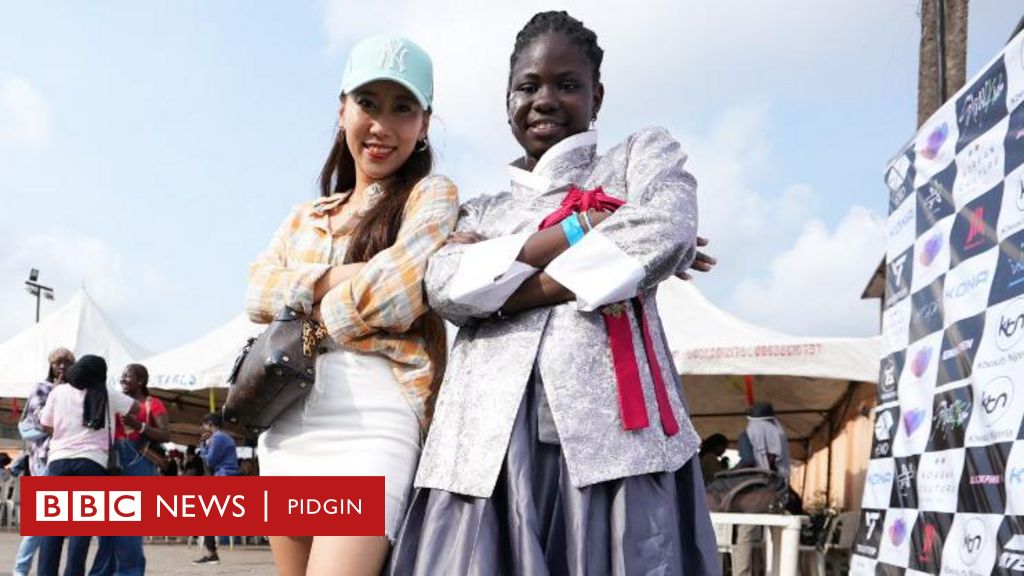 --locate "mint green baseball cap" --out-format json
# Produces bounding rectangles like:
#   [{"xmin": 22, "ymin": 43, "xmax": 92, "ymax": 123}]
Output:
[{"xmin": 340, "ymin": 34, "xmax": 434, "ymax": 110}]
